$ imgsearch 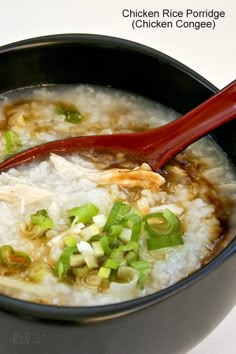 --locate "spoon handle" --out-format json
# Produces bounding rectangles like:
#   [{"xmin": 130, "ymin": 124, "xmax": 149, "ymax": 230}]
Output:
[{"xmin": 142, "ymin": 80, "xmax": 236, "ymax": 169}]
